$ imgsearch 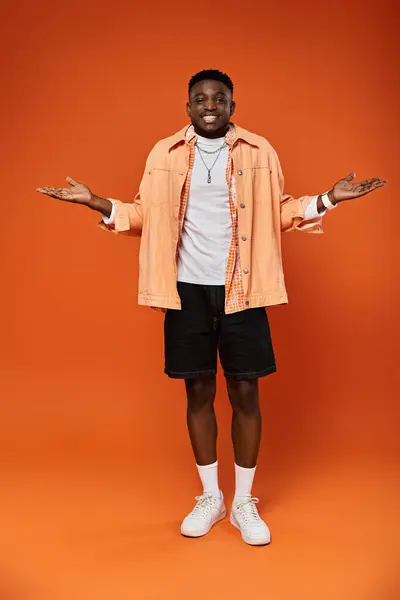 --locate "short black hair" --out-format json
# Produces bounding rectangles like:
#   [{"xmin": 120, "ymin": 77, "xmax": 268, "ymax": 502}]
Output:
[{"xmin": 188, "ymin": 69, "xmax": 234, "ymax": 96}]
